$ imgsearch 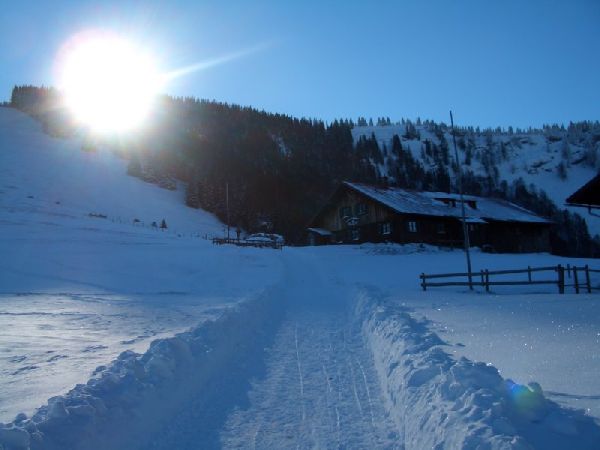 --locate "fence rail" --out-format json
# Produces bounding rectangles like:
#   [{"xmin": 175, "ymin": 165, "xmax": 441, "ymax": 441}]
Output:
[{"xmin": 420, "ymin": 264, "xmax": 599, "ymax": 294}]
